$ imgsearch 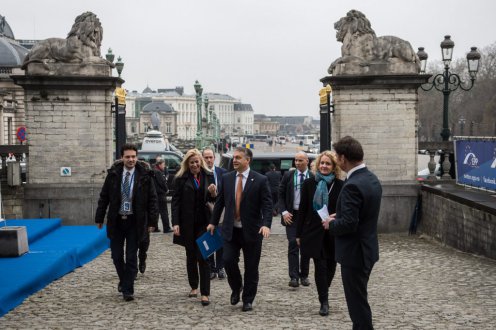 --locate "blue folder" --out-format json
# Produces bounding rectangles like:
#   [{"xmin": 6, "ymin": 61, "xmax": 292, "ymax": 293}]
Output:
[{"xmin": 196, "ymin": 229, "xmax": 223, "ymax": 260}]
